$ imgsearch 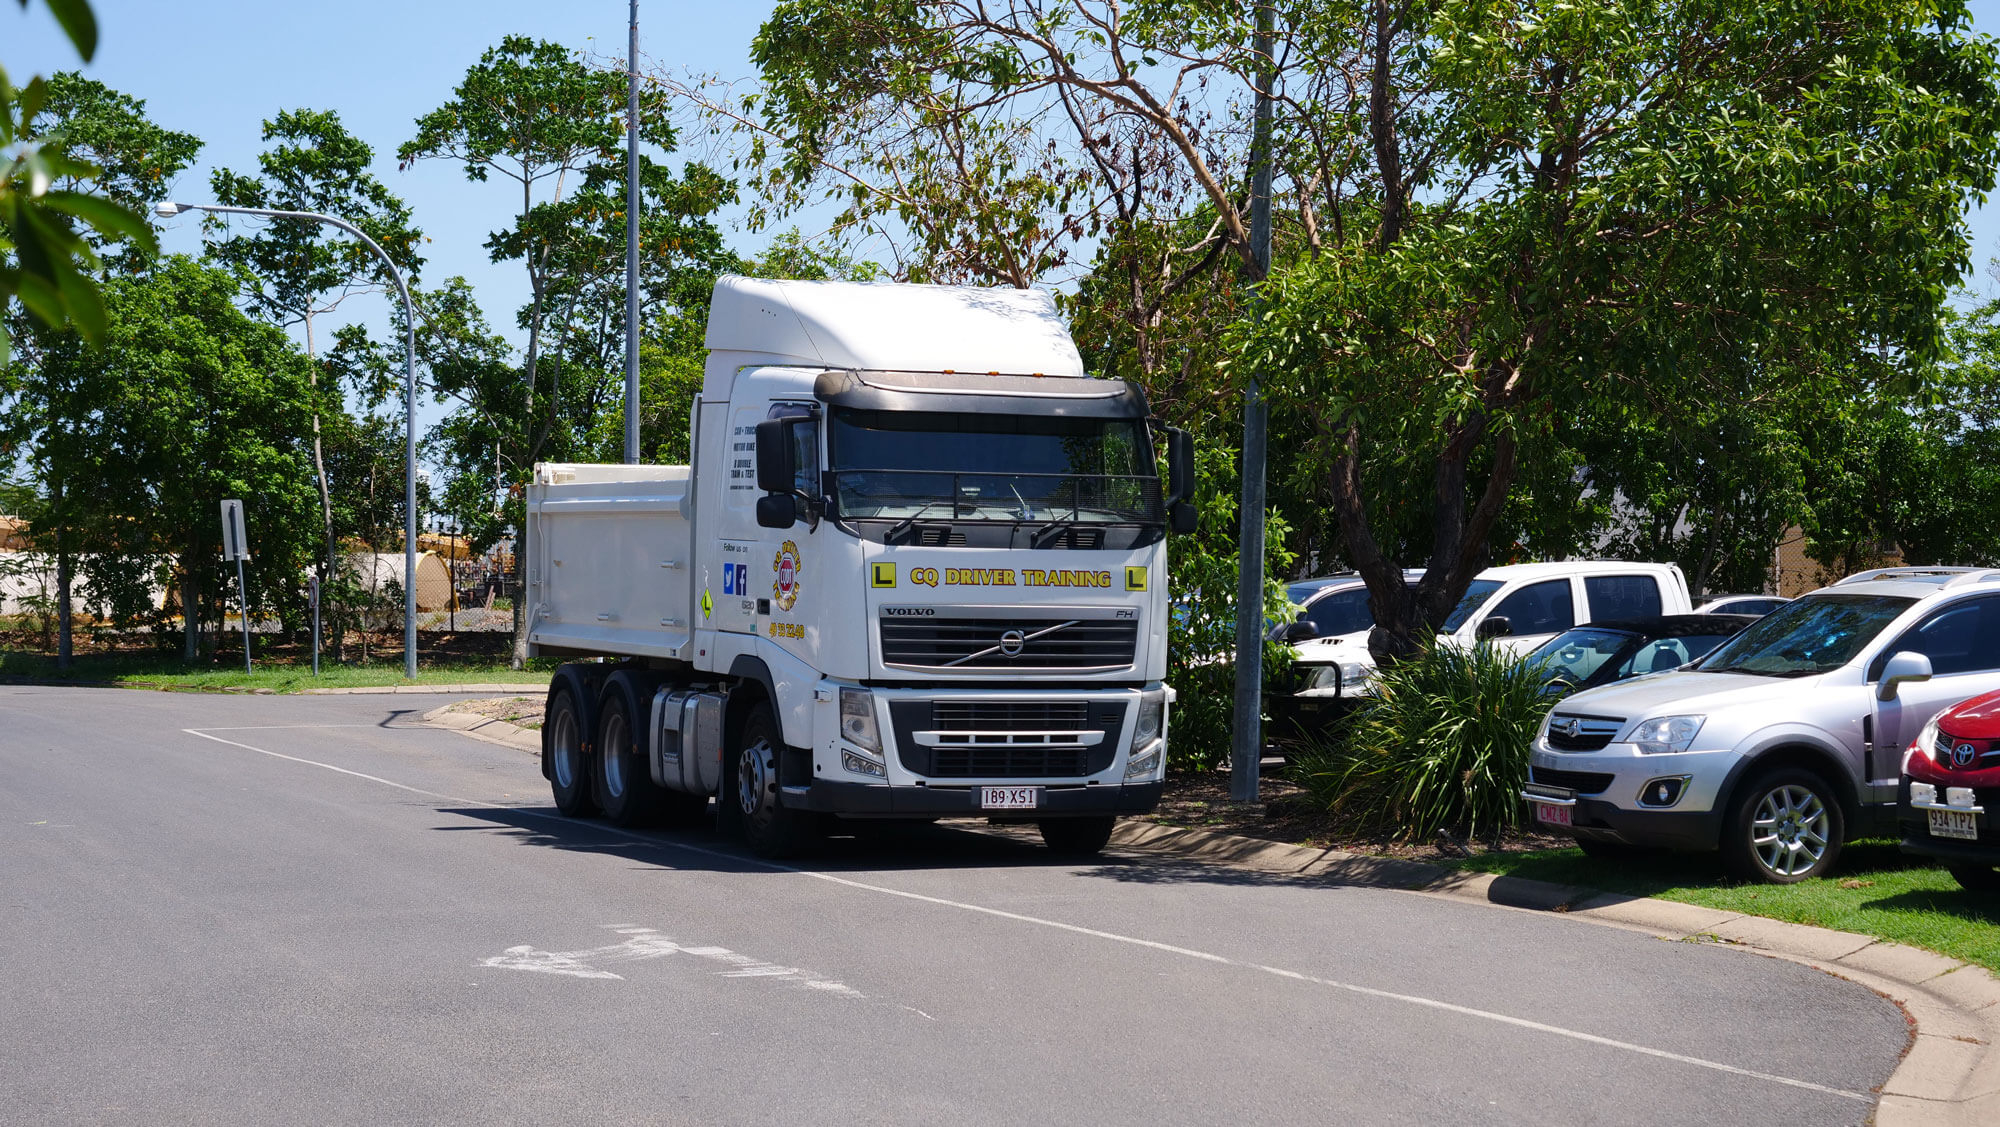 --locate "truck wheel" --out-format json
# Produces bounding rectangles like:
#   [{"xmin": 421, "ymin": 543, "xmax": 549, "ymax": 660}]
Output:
[
  {"xmin": 1039, "ymin": 816, "xmax": 1115, "ymax": 855},
  {"xmin": 1722, "ymin": 768, "xmax": 1844, "ymax": 884},
  {"xmin": 594, "ymin": 685, "xmax": 663, "ymax": 827},
  {"xmin": 546, "ymin": 685, "xmax": 596, "ymax": 817},
  {"xmin": 1948, "ymin": 865, "xmax": 2000, "ymax": 892},
  {"xmin": 733, "ymin": 704, "xmax": 817, "ymax": 858}
]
